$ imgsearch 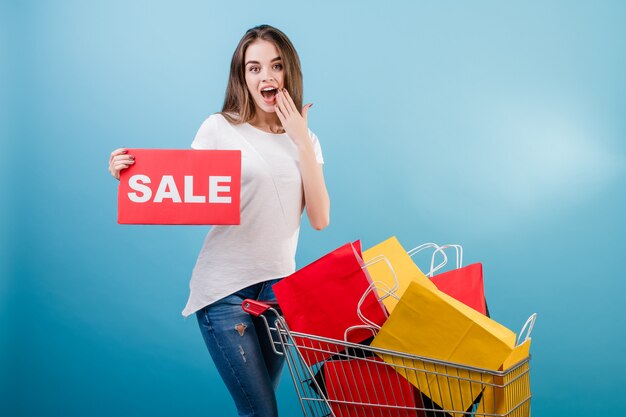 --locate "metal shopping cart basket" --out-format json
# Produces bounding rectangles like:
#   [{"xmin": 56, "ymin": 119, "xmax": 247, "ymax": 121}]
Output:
[{"xmin": 243, "ymin": 299, "xmax": 532, "ymax": 417}]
